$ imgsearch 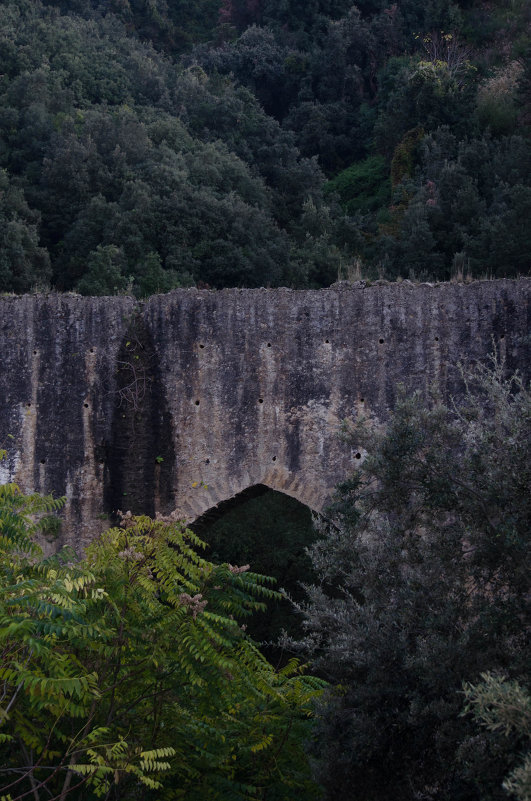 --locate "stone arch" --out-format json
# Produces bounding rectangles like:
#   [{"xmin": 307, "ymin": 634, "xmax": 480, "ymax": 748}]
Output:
[
  {"xmin": 174, "ymin": 470, "xmax": 332, "ymax": 528},
  {"xmin": 188, "ymin": 482, "xmax": 321, "ymax": 662},
  {"xmin": 189, "ymin": 484, "xmax": 271, "ymax": 534}
]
